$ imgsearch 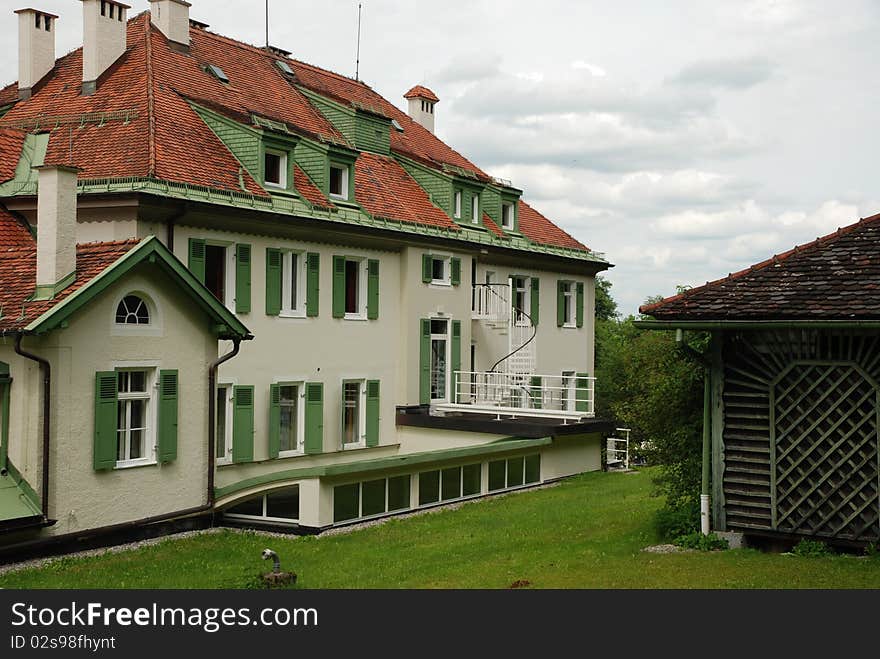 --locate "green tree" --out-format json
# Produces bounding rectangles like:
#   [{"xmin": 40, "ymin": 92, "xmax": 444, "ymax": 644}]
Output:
[{"xmin": 594, "ymin": 276, "xmax": 618, "ymax": 321}]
